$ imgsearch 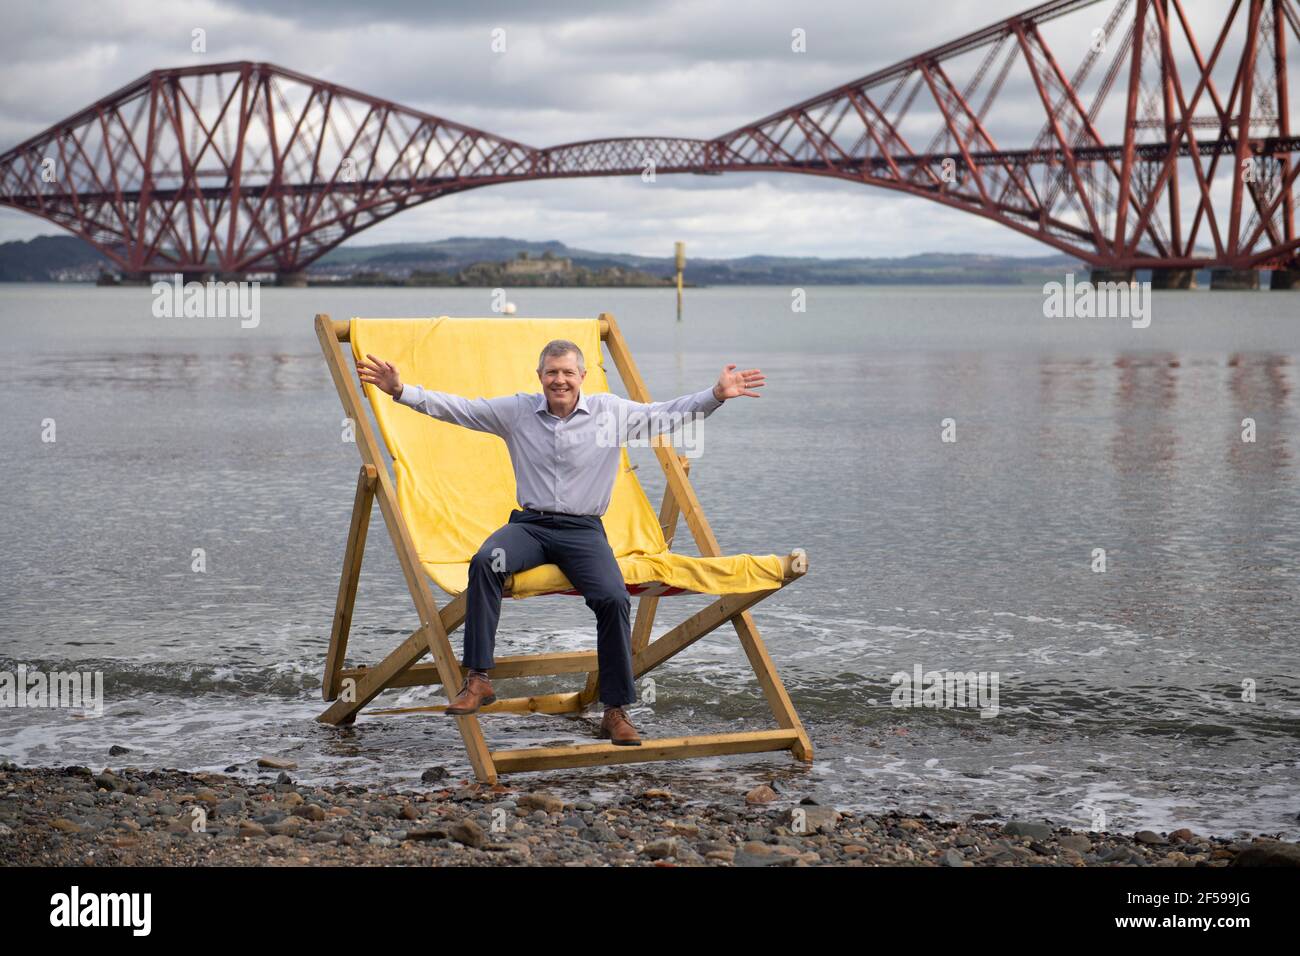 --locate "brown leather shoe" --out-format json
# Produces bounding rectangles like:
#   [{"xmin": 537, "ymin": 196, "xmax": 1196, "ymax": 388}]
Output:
[
  {"xmin": 445, "ymin": 672, "xmax": 496, "ymax": 715},
  {"xmin": 599, "ymin": 706, "xmax": 642, "ymax": 746}
]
